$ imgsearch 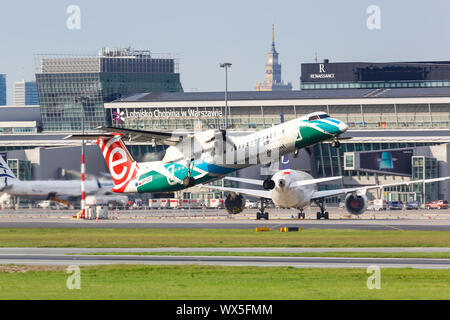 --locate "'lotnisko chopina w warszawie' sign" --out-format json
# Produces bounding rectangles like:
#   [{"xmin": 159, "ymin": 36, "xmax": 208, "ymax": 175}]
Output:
[{"xmin": 113, "ymin": 108, "xmax": 224, "ymax": 123}]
